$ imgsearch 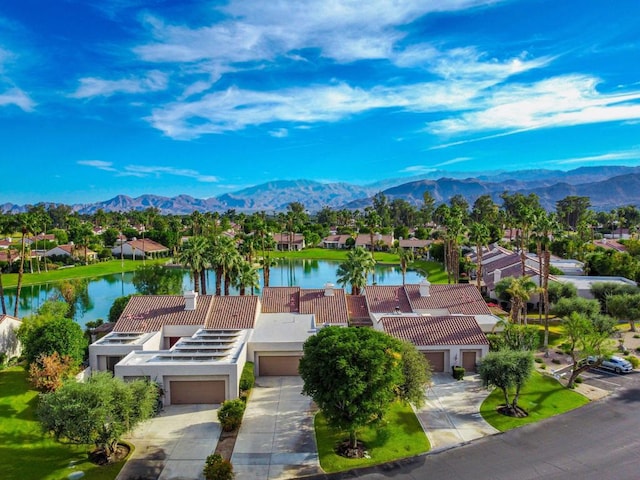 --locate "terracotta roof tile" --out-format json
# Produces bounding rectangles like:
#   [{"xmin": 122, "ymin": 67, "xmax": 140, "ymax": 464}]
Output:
[
  {"xmin": 114, "ymin": 295, "xmax": 213, "ymax": 332},
  {"xmin": 405, "ymin": 284, "xmax": 491, "ymax": 315},
  {"xmin": 346, "ymin": 295, "xmax": 370, "ymax": 321},
  {"xmin": 261, "ymin": 287, "xmax": 300, "ymax": 313},
  {"xmin": 364, "ymin": 285, "xmax": 412, "ymax": 314},
  {"xmin": 126, "ymin": 239, "xmax": 169, "ymax": 252},
  {"xmin": 205, "ymin": 295, "xmax": 259, "ymax": 329},
  {"xmin": 381, "ymin": 315, "xmax": 488, "ymax": 346},
  {"xmin": 299, "ymin": 288, "xmax": 348, "ymax": 325}
]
